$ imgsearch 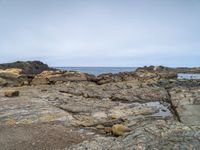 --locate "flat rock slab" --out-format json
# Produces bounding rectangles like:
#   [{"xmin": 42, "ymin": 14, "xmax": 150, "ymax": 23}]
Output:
[
  {"xmin": 178, "ymin": 105, "xmax": 200, "ymax": 126},
  {"xmin": 0, "ymin": 123, "xmax": 91, "ymax": 150},
  {"xmin": 69, "ymin": 120, "xmax": 200, "ymax": 150},
  {"xmin": 170, "ymin": 87, "xmax": 200, "ymax": 125},
  {"xmin": 0, "ymin": 87, "xmax": 72, "ymax": 125}
]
